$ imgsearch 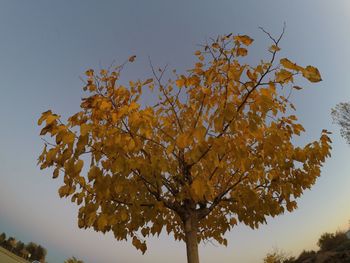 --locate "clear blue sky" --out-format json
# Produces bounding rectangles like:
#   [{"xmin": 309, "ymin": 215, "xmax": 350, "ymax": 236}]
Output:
[{"xmin": 0, "ymin": 1, "xmax": 349, "ymax": 262}]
